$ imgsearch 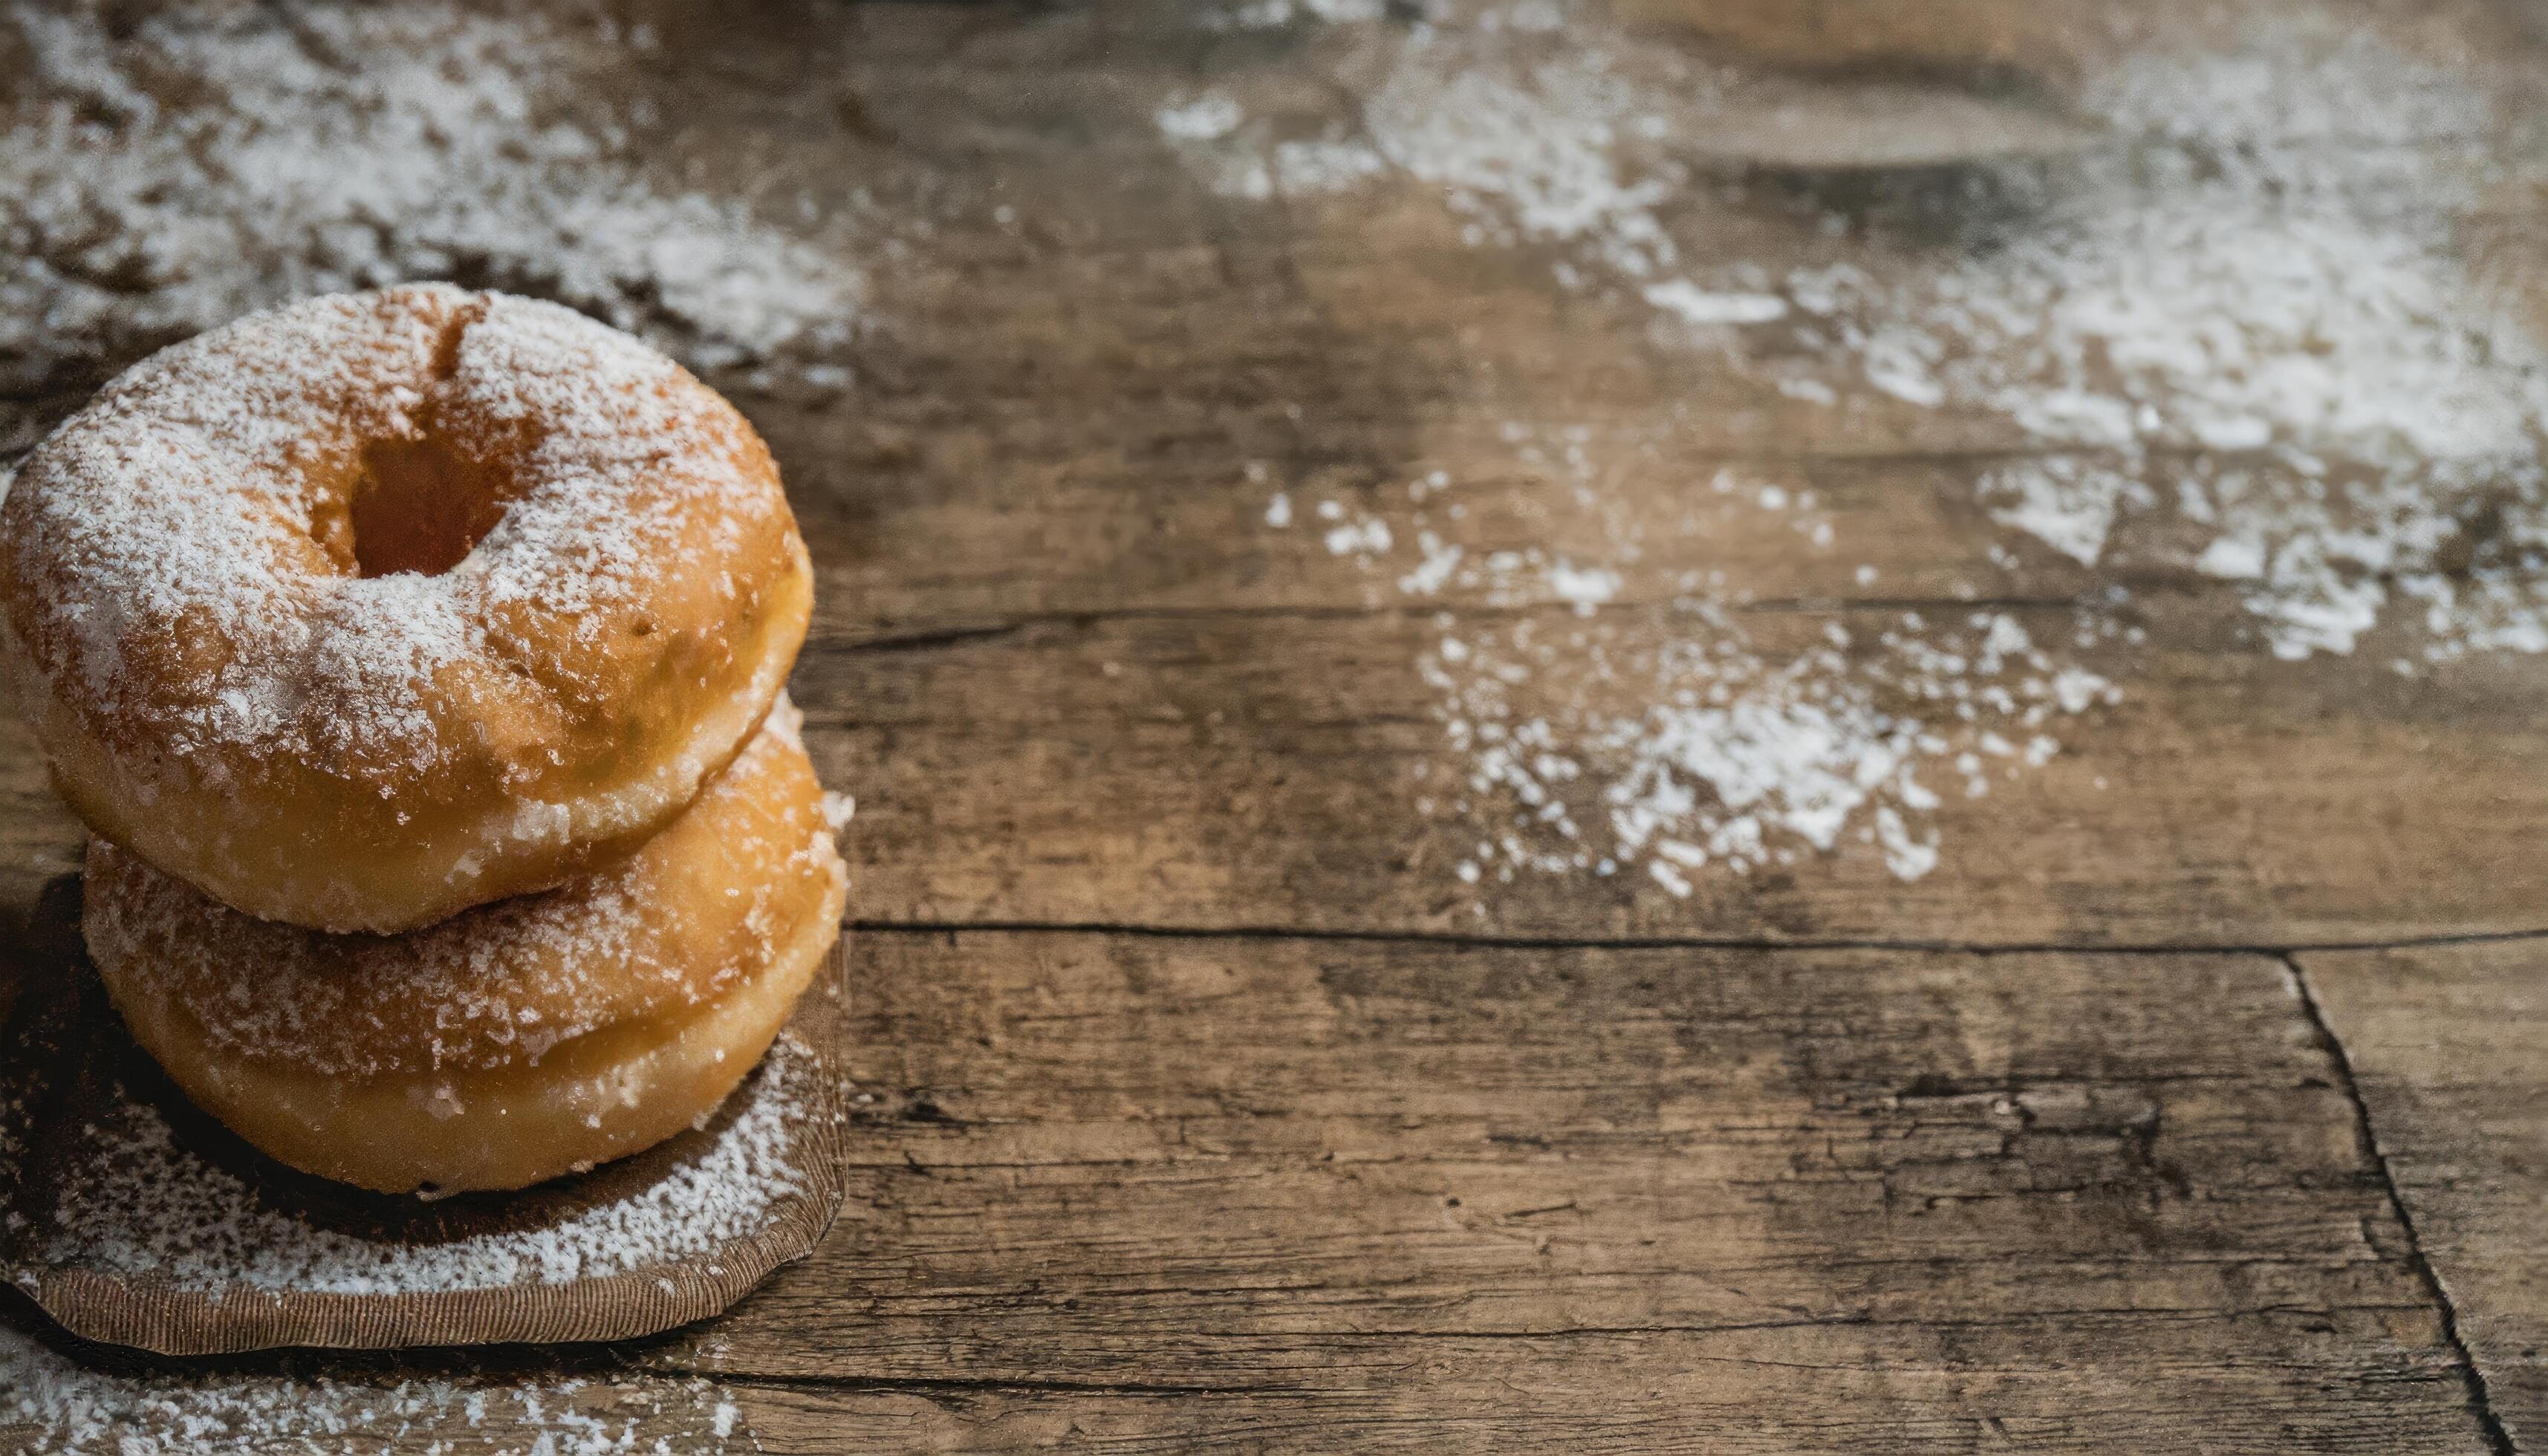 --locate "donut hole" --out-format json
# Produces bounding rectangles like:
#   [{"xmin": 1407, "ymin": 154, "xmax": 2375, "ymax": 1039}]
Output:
[{"xmin": 348, "ymin": 427, "xmax": 518, "ymax": 578}]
